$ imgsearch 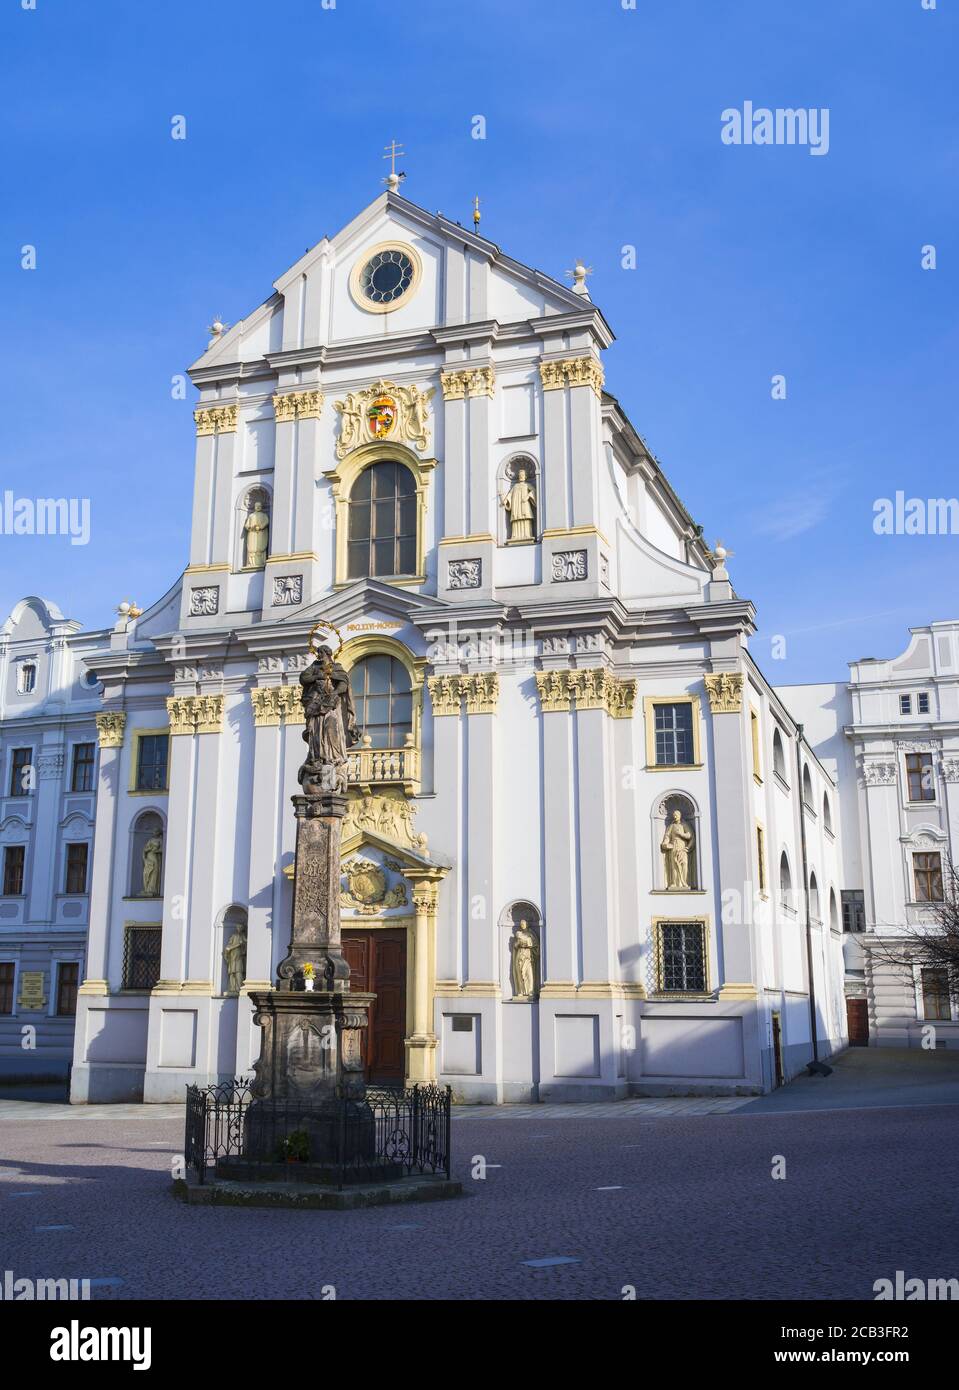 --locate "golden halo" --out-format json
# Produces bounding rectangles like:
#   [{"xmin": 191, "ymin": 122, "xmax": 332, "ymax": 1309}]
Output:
[{"xmin": 307, "ymin": 618, "xmax": 344, "ymax": 656}]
